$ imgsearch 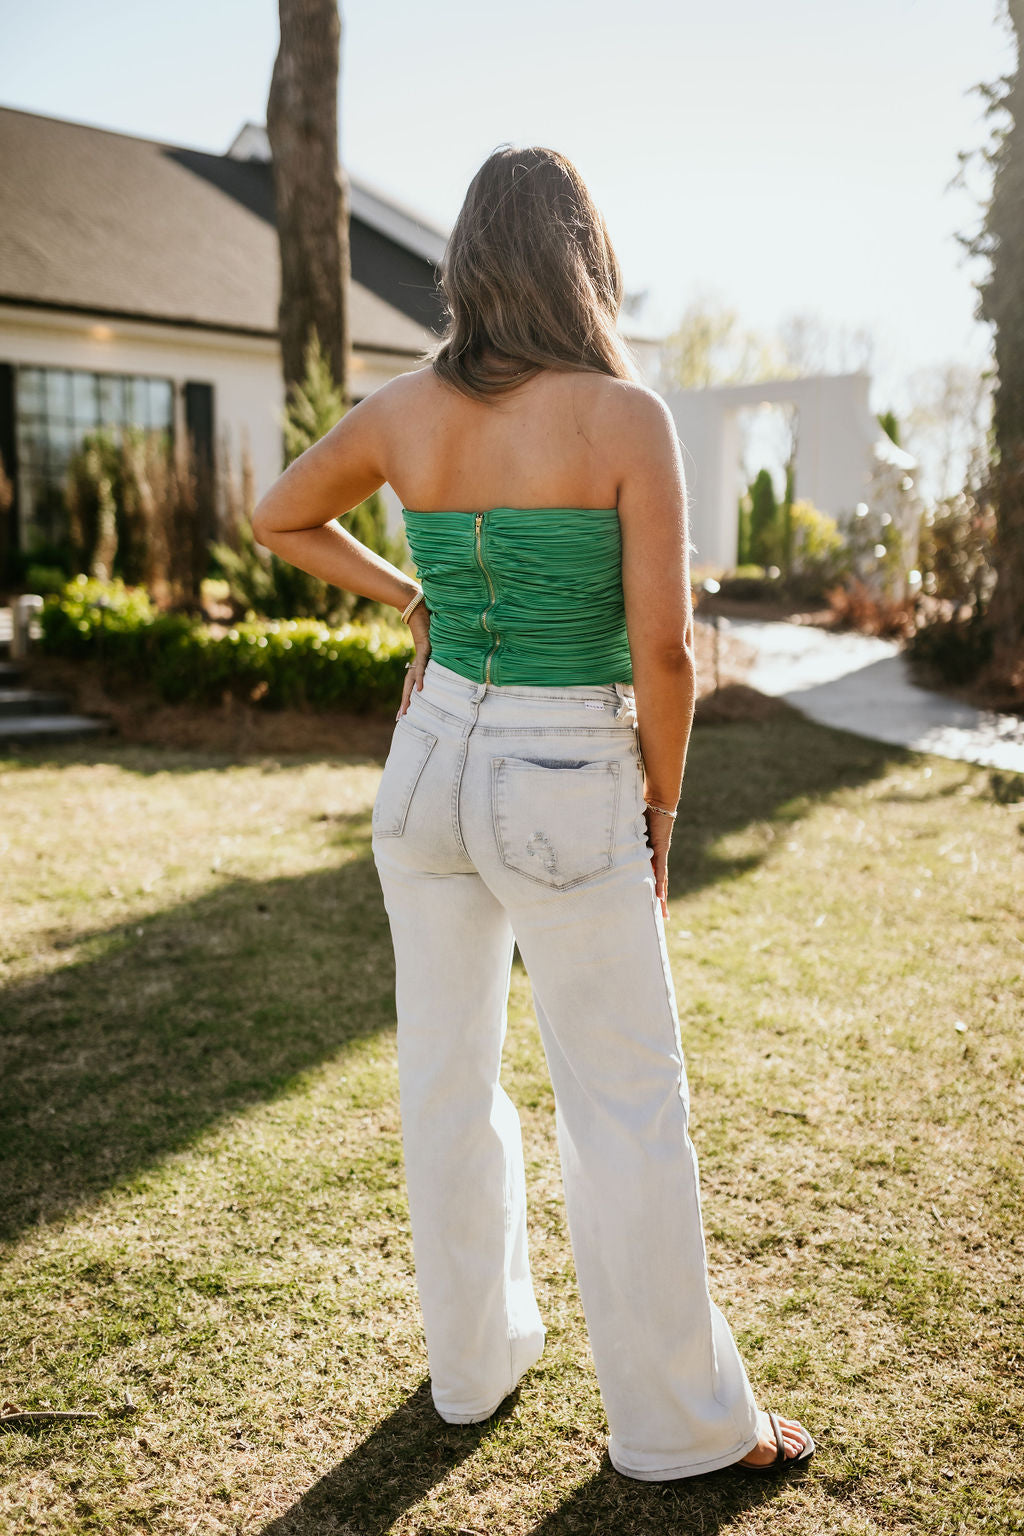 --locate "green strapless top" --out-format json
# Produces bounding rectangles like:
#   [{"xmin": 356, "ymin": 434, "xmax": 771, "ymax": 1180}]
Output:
[{"xmin": 402, "ymin": 506, "xmax": 634, "ymax": 686}]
